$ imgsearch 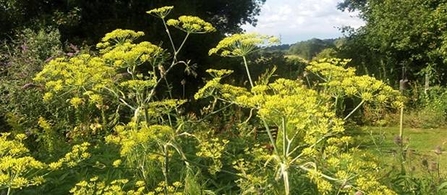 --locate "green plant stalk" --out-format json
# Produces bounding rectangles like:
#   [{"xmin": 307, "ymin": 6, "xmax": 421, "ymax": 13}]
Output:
[
  {"xmin": 399, "ymin": 106, "xmax": 405, "ymax": 174},
  {"xmin": 281, "ymin": 117, "xmax": 290, "ymax": 195},
  {"xmin": 161, "ymin": 19, "xmax": 178, "ymax": 60},
  {"xmin": 244, "ymin": 54, "xmax": 290, "ymax": 194},
  {"xmin": 176, "ymin": 33, "xmax": 190, "ymax": 57},
  {"xmin": 281, "ymin": 163, "xmax": 290, "ymax": 195},
  {"xmin": 343, "ymin": 100, "xmax": 365, "ymax": 120},
  {"xmin": 282, "ymin": 117, "xmax": 287, "ymax": 157},
  {"xmin": 163, "ymin": 144, "xmax": 169, "ymax": 195},
  {"xmin": 242, "ymin": 56, "xmax": 254, "ymax": 88},
  {"xmin": 399, "ymin": 106, "xmax": 404, "ymax": 138},
  {"xmin": 262, "ymin": 120, "xmax": 279, "ymax": 156},
  {"xmin": 139, "ymin": 18, "xmax": 193, "ymax": 124},
  {"xmin": 145, "ymin": 33, "xmax": 191, "ymax": 104}
]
